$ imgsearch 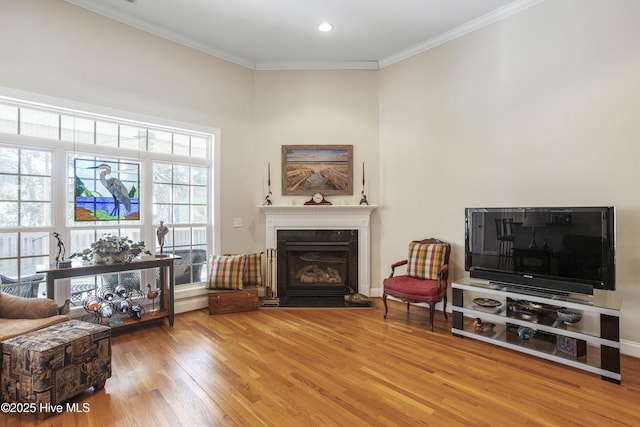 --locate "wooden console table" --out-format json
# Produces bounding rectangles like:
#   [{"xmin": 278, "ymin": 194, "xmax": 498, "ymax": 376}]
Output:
[{"xmin": 37, "ymin": 255, "xmax": 180, "ymax": 327}]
